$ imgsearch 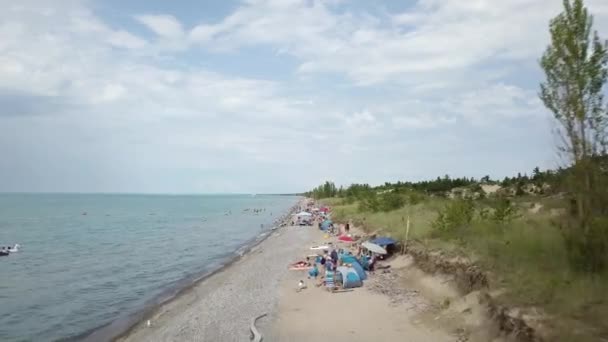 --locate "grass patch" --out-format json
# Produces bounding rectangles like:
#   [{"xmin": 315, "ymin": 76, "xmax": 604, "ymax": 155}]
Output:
[
  {"xmin": 321, "ymin": 195, "xmax": 608, "ymax": 340},
  {"xmin": 320, "ymin": 197, "xmax": 345, "ymax": 206}
]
